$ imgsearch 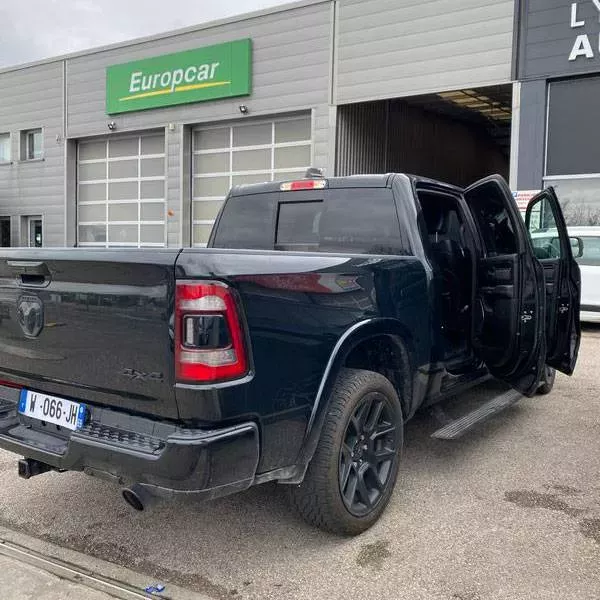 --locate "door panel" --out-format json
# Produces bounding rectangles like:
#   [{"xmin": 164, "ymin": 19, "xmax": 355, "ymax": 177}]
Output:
[
  {"xmin": 475, "ymin": 255, "xmax": 519, "ymax": 368},
  {"xmin": 526, "ymin": 189, "xmax": 581, "ymax": 374},
  {"xmin": 465, "ymin": 175, "xmax": 545, "ymax": 396}
]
